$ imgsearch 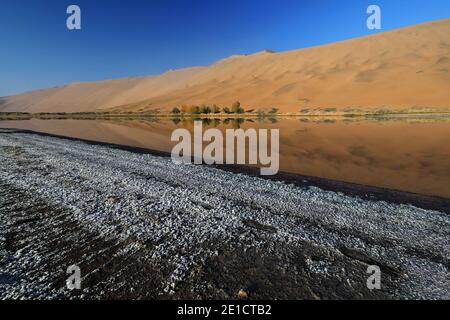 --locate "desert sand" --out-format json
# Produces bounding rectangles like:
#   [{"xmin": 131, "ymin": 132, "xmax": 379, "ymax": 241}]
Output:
[{"xmin": 0, "ymin": 18, "xmax": 449, "ymax": 113}]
